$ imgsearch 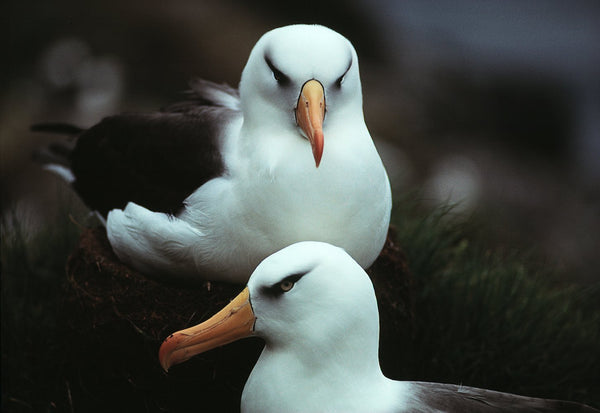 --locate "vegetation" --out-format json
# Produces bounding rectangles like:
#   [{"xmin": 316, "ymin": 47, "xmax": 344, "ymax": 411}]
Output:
[
  {"xmin": 392, "ymin": 198, "xmax": 600, "ymax": 406},
  {"xmin": 1, "ymin": 197, "xmax": 87, "ymax": 412},
  {"xmin": 2, "ymin": 195, "xmax": 599, "ymax": 411}
]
